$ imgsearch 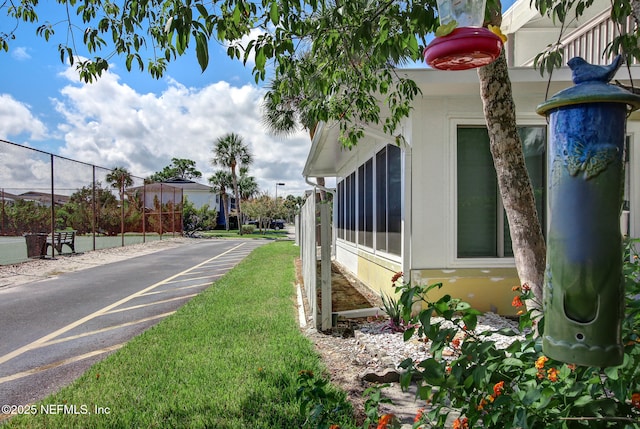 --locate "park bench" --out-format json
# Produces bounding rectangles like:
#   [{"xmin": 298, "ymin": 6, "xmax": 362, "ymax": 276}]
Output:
[{"xmin": 45, "ymin": 231, "xmax": 76, "ymax": 255}]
